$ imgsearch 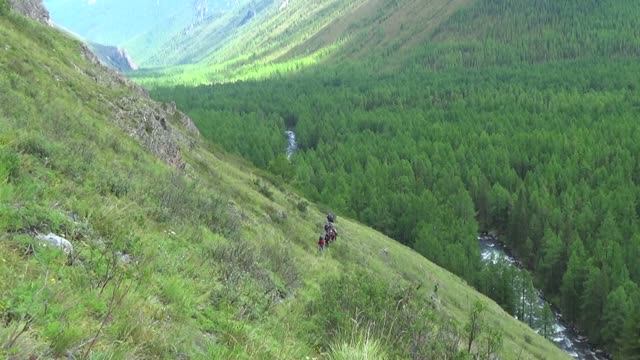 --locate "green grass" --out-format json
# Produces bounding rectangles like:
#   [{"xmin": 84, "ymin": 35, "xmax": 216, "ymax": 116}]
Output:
[
  {"xmin": 133, "ymin": 41, "xmax": 342, "ymax": 87},
  {"xmin": 0, "ymin": 10, "xmax": 569, "ymax": 359}
]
